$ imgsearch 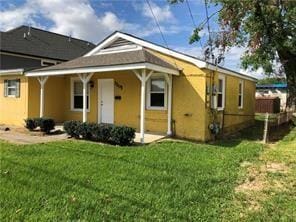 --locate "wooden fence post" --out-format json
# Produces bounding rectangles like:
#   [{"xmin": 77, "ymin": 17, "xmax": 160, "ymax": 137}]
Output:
[{"xmin": 263, "ymin": 112, "xmax": 269, "ymax": 144}]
